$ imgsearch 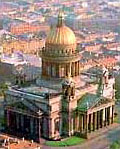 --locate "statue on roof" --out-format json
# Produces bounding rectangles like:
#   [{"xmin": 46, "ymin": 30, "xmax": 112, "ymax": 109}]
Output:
[{"xmin": 62, "ymin": 73, "xmax": 75, "ymax": 99}]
